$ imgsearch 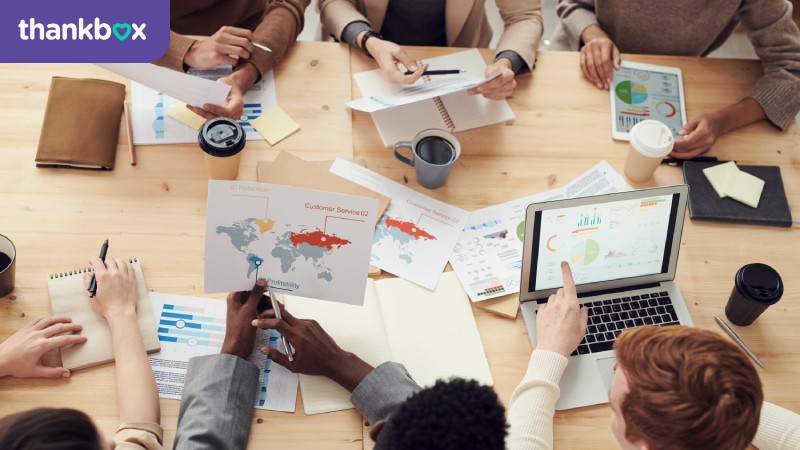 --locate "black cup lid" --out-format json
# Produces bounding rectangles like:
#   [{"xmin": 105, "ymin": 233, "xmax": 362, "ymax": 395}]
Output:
[
  {"xmin": 736, "ymin": 263, "xmax": 783, "ymax": 303},
  {"xmin": 198, "ymin": 117, "xmax": 246, "ymax": 157}
]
